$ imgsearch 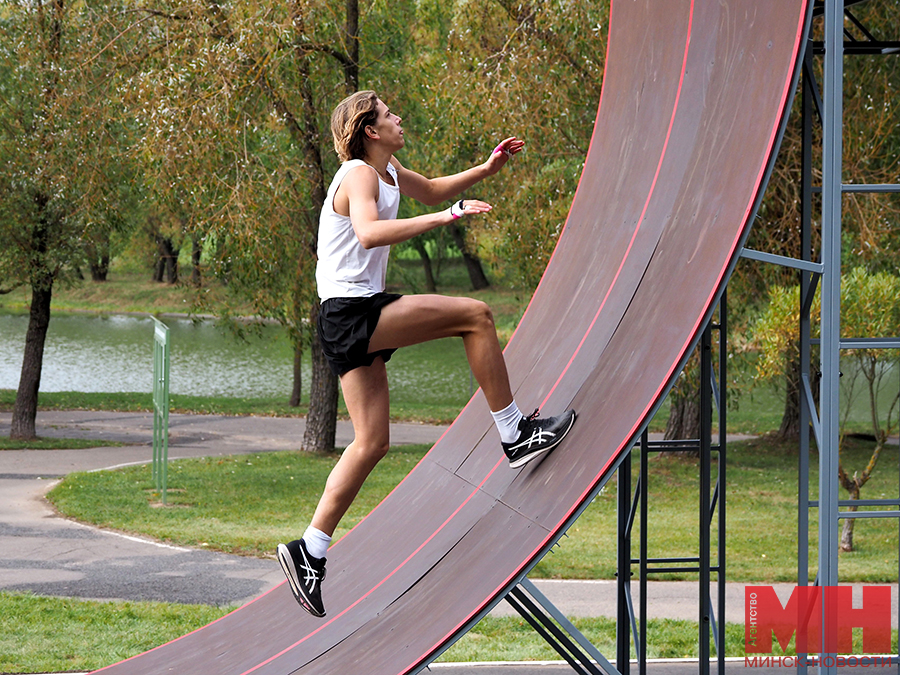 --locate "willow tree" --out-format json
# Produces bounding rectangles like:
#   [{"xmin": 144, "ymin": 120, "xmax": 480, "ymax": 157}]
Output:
[
  {"xmin": 736, "ymin": 2, "xmax": 900, "ymax": 440},
  {"xmin": 393, "ymin": 0, "xmax": 607, "ymax": 291},
  {"xmin": 0, "ymin": 1, "xmax": 139, "ymax": 439},
  {"xmin": 754, "ymin": 268, "xmax": 900, "ymax": 552},
  {"xmin": 128, "ymin": 0, "xmax": 422, "ymax": 451}
]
